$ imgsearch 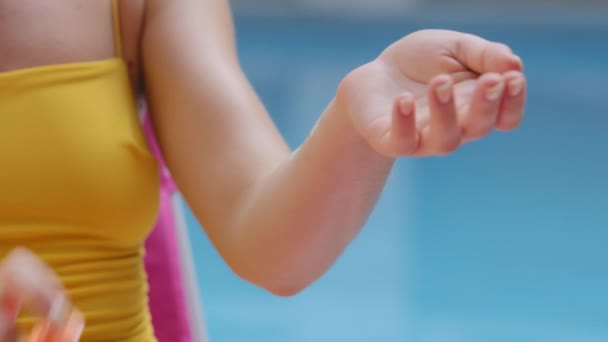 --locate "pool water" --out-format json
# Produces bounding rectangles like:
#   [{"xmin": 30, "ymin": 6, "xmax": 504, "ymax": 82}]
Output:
[{"xmin": 184, "ymin": 14, "xmax": 608, "ymax": 342}]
